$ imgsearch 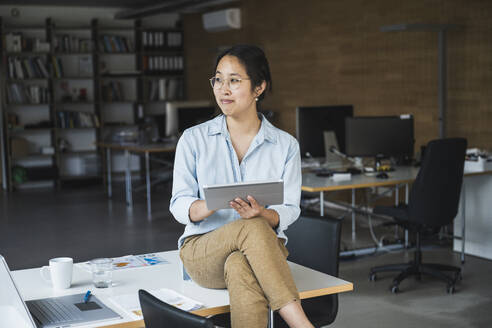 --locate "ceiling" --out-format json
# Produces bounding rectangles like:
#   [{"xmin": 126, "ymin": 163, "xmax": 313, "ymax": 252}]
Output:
[
  {"xmin": 0, "ymin": 0, "xmax": 239, "ymax": 18},
  {"xmin": 1, "ymin": 0, "xmax": 172, "ymax": 8}
]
